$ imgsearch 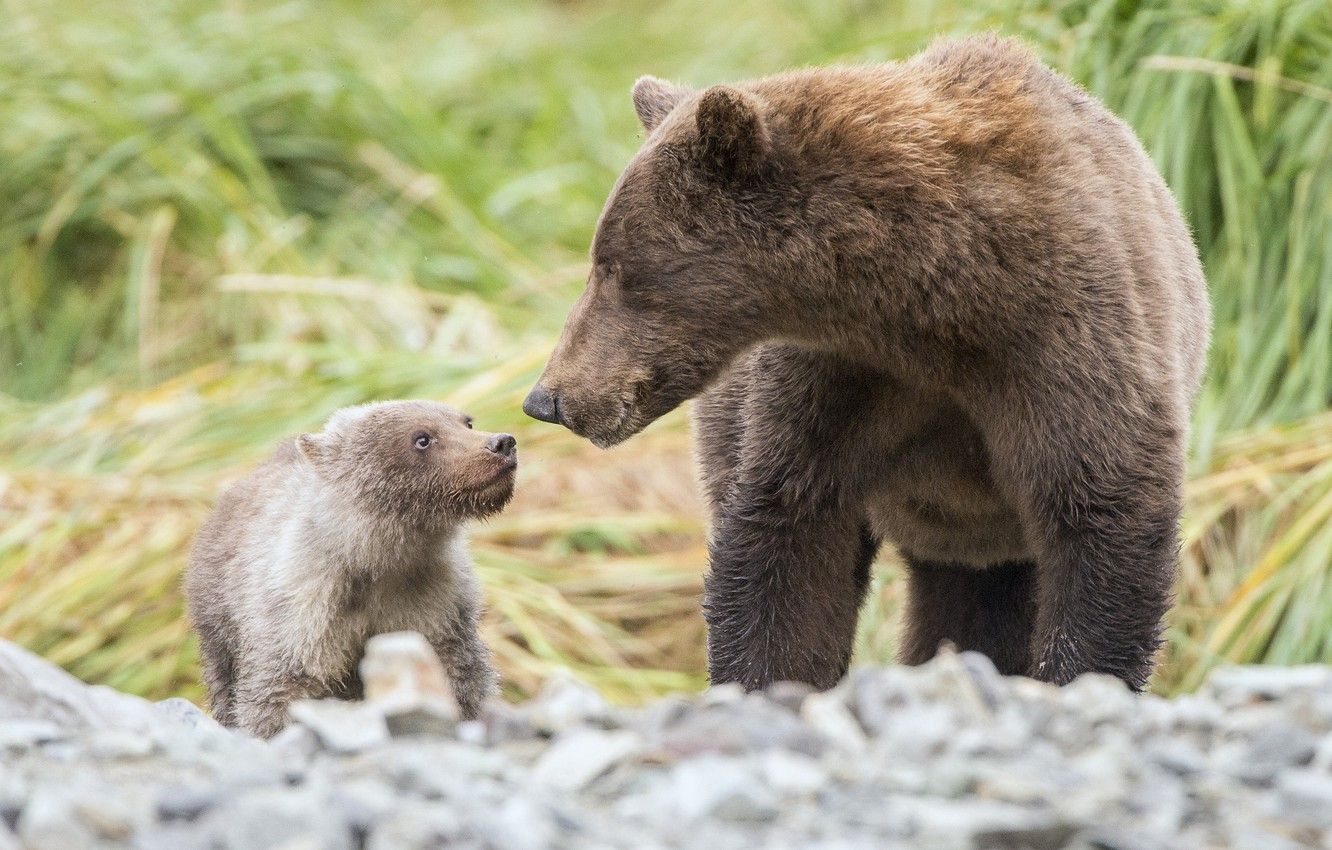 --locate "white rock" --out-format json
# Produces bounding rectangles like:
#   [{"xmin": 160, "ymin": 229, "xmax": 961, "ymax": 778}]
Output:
[
  {"xmin": 1206, "ymin": 666, "xmax": 1332, "ymax": 706},
  {"xmin": 759, "ymin": 750, "xmax": 828, "ymax": 796},
  {"xmin": 88, "ymin": 728, "xmax": 158, "ymax": 759},
  {"xmin": 800, "ymin": 690, "xmax": 866, "ymax": 751},
  {"xmin": 667, "ymin": 756, "xmax": 776, "ymax": 823},
  {"xmin": 531, "ymin": 728, "xmax": 642, "ymax": 792},
  {"xmin": 360, "ymin": 632, "xmax": 458, "ymax": 736},
  {"xmin": 1276, "ymin": 768, "xmax": 1332, "ymax": 829},
  {"xmin": 287, "ymin": 700, "xmax": 388, "ymax": 754},
  {"xmin": 0, "ymin": 641, "xmax": 159, "ymax": 733},
  {"xmin": 0, "ymin": 719, "xmax": 63, "ymax": 750},
  {"xmin": 526, "ymin": 672, "xmax": 613, "ymax": 734}
]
